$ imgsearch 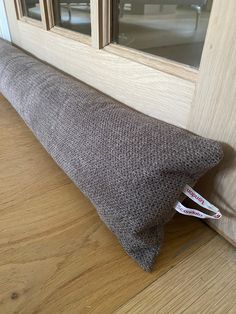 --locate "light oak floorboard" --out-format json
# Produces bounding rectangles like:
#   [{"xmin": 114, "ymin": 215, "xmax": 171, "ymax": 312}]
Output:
[
  {"xmin": 0, "ymin": 94, "xmax": 231, "ymax": 313},
  {"xmin": 115, "ymin": 236, "xmax": 236, "ymax": 314}
]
